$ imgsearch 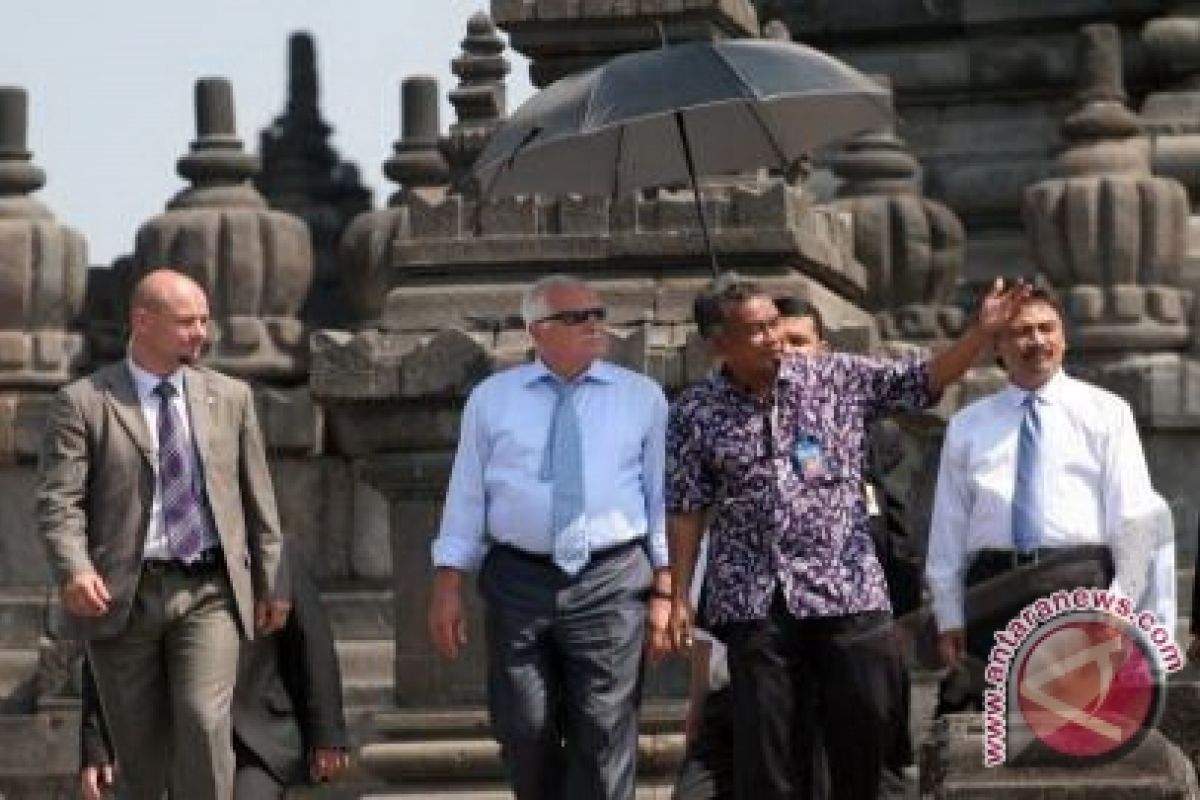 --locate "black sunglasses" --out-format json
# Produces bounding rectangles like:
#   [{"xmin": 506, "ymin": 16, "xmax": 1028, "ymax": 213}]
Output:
[{"xmin": 536, "ymin": 306, "xmax": 607, "ymax": 325}]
